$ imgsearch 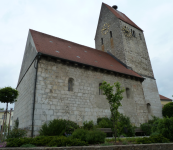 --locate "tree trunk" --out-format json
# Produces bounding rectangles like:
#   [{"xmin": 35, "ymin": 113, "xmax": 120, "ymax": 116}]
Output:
[{"xmin": 112, "ymin": 112, "xmax": 117, "ymax": 143}]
